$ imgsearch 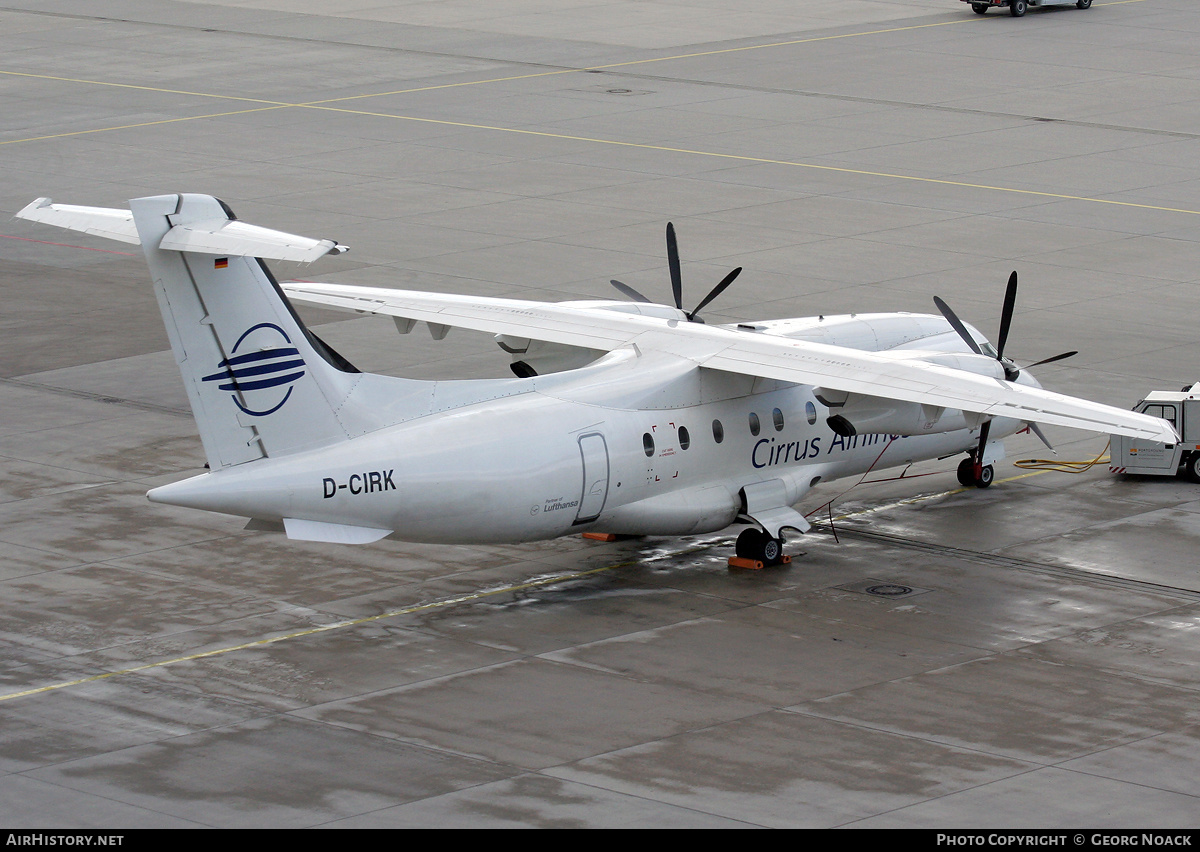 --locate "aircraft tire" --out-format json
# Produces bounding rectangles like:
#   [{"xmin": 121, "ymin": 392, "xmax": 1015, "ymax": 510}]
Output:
[
  {"xmin": 1076, "ymin": 0, "xmax": 1091, "ymax": 7},
  {"xmin": 736, "ymin": 528, "xmax": 784, "ymax": 564},
  {"xmin": 957, "ymin": 458, "xmax": 976, "ymax": 487},
  {"xmin": 1010, "ymin": 0, "xmax": 1027, "ymax": 15},
  {"xmin": 736, "ymin": 528, "xmax": 764, "ymax": 559},
  {"xmin": 976, "ymin": 465, "xmax": 995, "ymax": 488}
]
